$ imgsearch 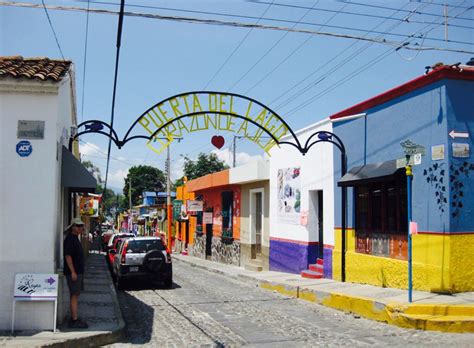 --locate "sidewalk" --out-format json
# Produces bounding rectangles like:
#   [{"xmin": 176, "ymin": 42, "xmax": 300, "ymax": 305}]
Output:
[
  {"xmin": 172, "ymin": 254, "xmax": 474, "ymax": 333},
  {"xmin": 0, "ymin": 251, "xmax": 125, "ymax": 347}
]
